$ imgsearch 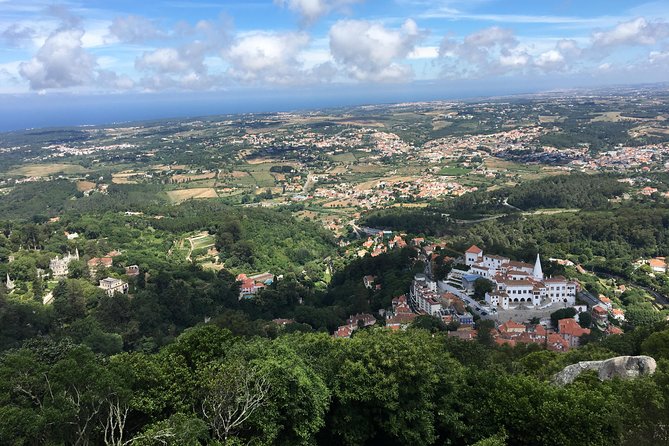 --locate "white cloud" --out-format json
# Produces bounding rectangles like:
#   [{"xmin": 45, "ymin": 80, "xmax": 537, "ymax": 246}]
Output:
[
  {"xmin": 535, "ymin": 50, "xmax": 564, "ymax": 68},
  {"xmin": 226, "ymin": 31, "xmax": 311, "ymax": 83},
  {"xmin": 592, "ymin": 17, "xmax": 669, "ymax": 47},
  {"xmin": 1, "ymin": 24, "xmax": 35, "ymax": 47},
  {"xmin": 275, "ymin": 0, "xmax": 362, "ymax": 24},
  {"xmin": 19, "ymin": 28, "xmax": 97, "ymax": 89},
  {"xmin": 137, "ymin": 47, "xmax": 193, "ymax": 73},
  {"xmin": 408, "ymin": 46, "xmax": 439, "ymax": 59},
  {"xmin": 439, "ymin": 26, "xmax": 532, "ymax": 76},
  {"xmin": 108, "ymin": 15, "xmax": 164, "ymax": 44},
  {"xmin": 329, "ymin": 19, "xmax": 423, "ymax": 82}
]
